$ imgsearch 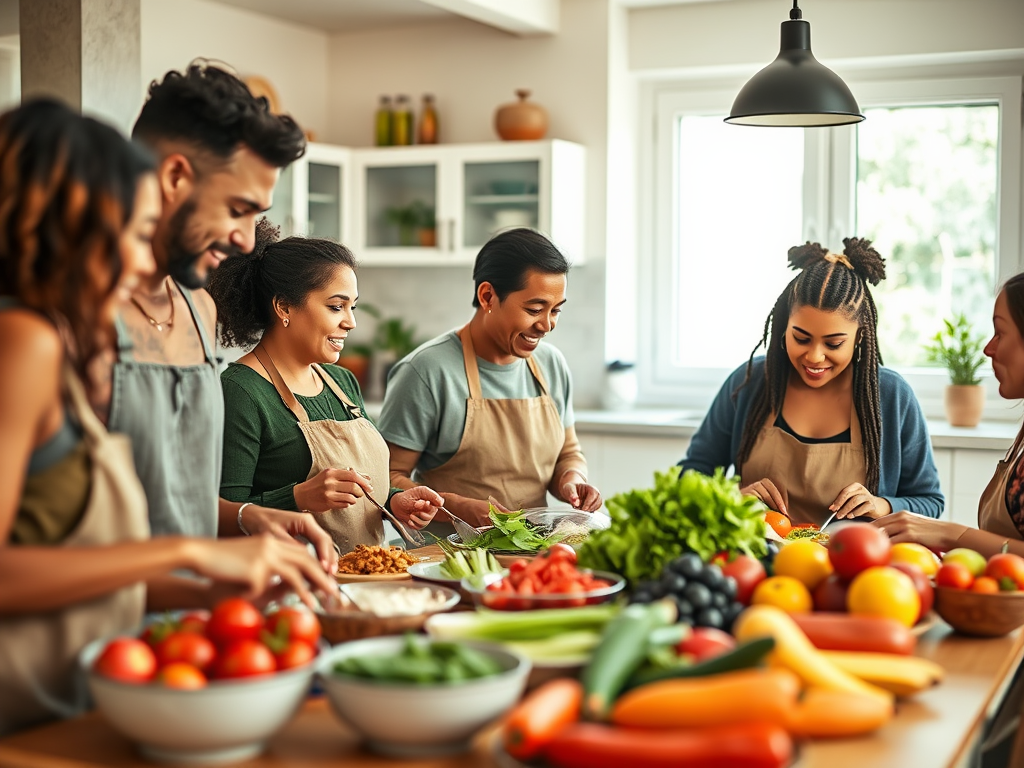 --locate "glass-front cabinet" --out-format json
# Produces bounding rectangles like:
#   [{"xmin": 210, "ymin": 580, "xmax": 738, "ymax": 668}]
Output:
[
  {"xmin": 265, "ymin": 143, "xmax": 351, "ymax": 241},
  {"xmin": 351, "ymin": 139, "xmax": 585, "ymax": 266}
]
